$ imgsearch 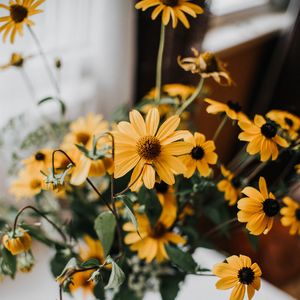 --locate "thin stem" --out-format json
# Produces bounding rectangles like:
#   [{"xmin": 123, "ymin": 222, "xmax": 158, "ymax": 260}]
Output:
[
  {"xmin": 19, "ymin": 68, "xmax": 37, "ymax": 101},
  {"xmin": 244, "ymin": 161, "xmax": 267, "ymax": 185},
  {"xmin": 213, "ymin": 115, "xmax": 228, "ymax": 142},
  {"xmin": 203, "ymin": 217, "xmax": 237, "ymax": 239},
  {"xmin": 27, "ymin": 26, "xmax": 60, "ymax": 95},
  {"xmin": 176, "ymin": 77, "xmax": 204, "ymax": 115},
  {"xmin": 155, "ymin": 22, "xmax": 166, "ymax": 104},
  {"xmin": 13, "ymin": 205, "xmax": 67, "ymax": 243},
  {"xmin": 59, "ymin": 286, "xmax": 63, "ymax": 300}
]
